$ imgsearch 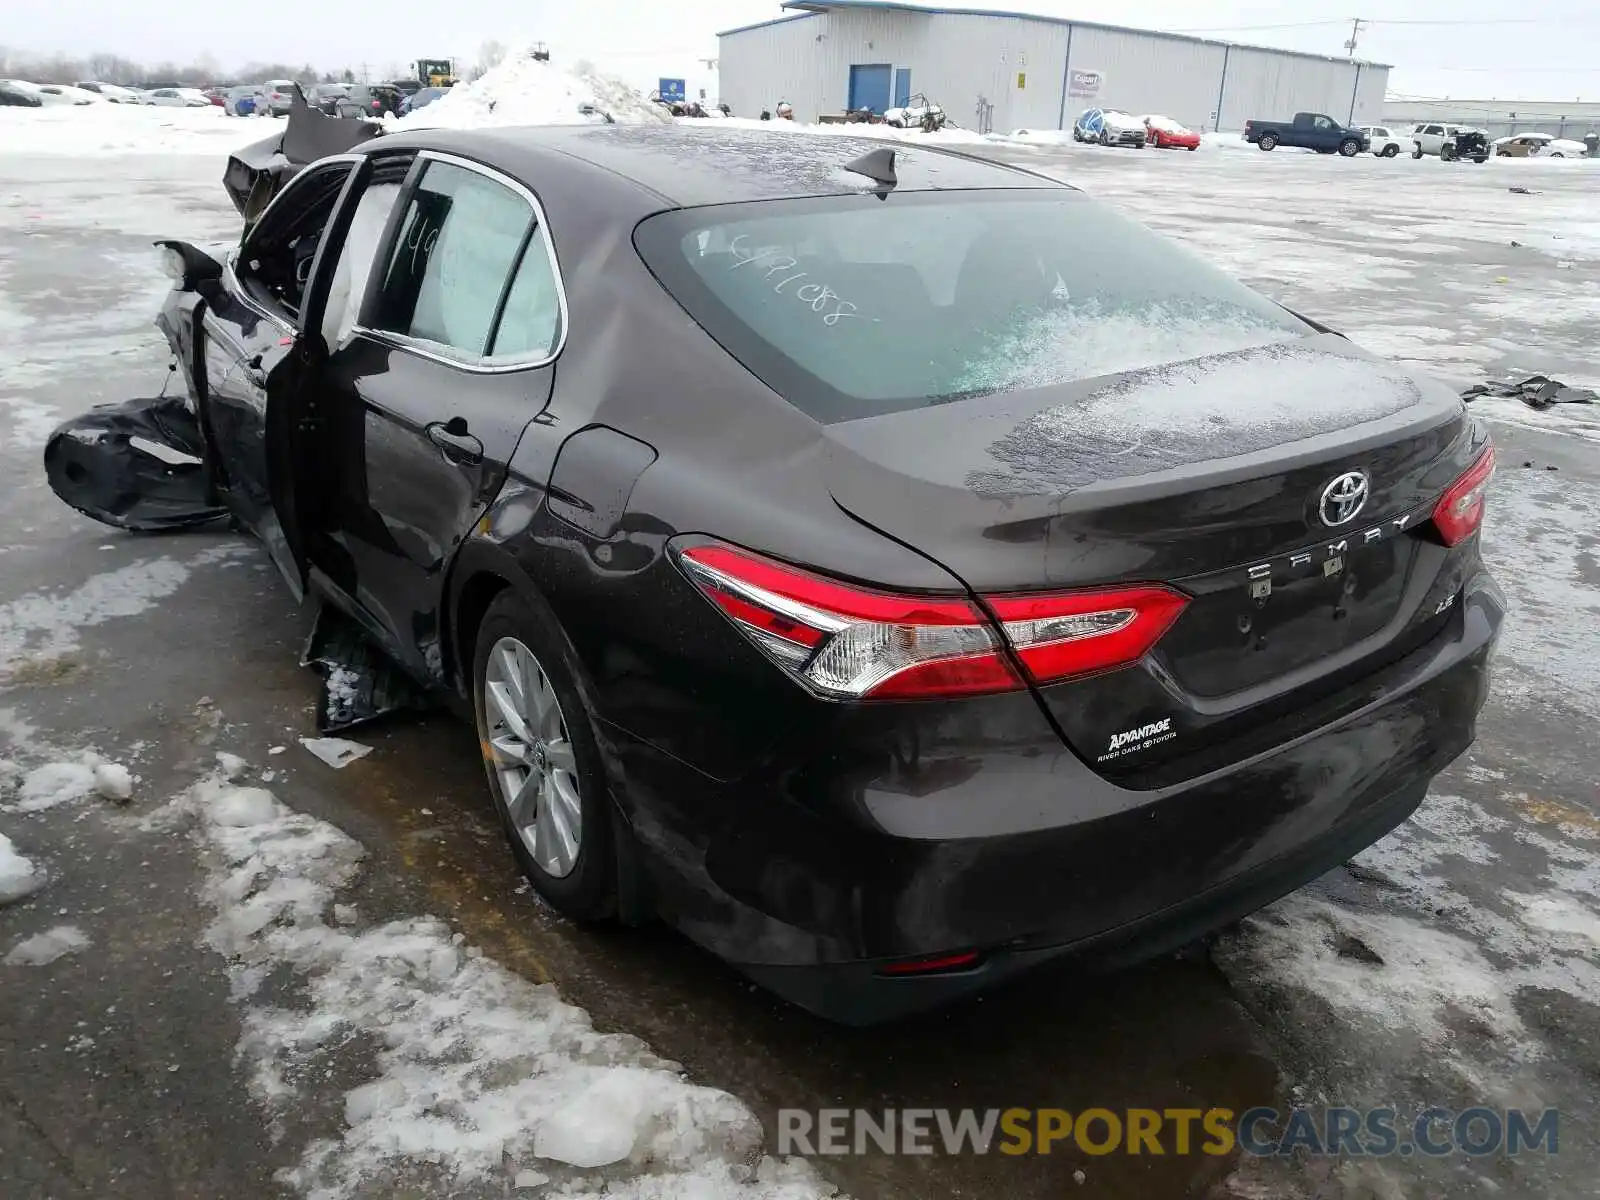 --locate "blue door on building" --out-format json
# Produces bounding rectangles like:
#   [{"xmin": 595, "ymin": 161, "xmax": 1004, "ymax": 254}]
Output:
[
  {"xmin": 893, "ymin": 67, "xmax": 912, "ymax": 108},
  {"xmin": 848, "ymin": 63, "xmax": 892, "ymax": 114}
]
